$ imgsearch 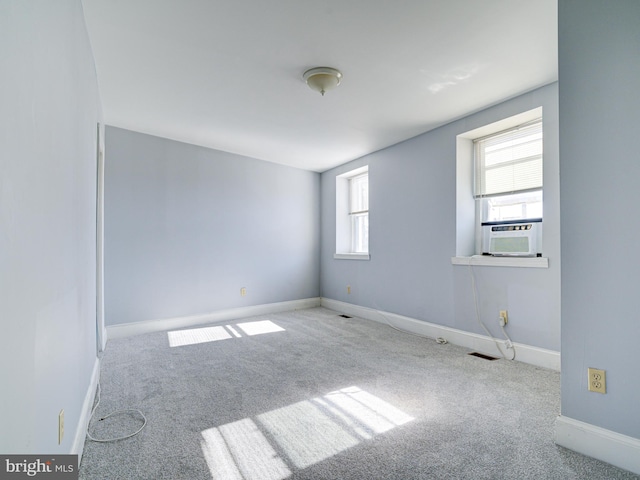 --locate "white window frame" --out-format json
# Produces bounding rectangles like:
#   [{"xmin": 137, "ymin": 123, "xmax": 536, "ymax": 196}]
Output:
[
  {"xmin": 474, "ymin": 119, "xmax": 543, "ymax": 255},
  {"xmin": 335, "ymin": 166, "xmax": 370, "ymax": 260},
  {"xmin": 454, "ymin": 107, "xmax": 548, "ymax": 268},
  {"xmin": 475, "ymin": 120, "xmax": 542, "ymax": 214}
]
